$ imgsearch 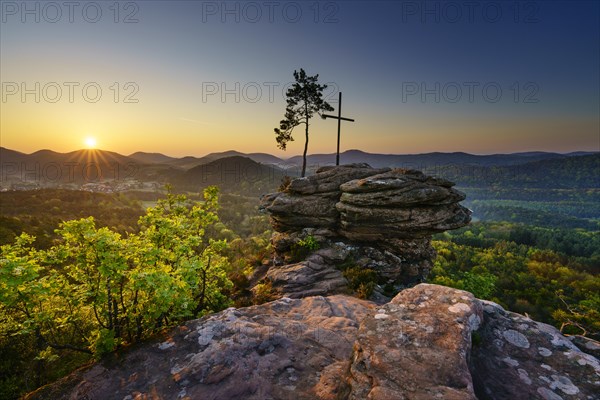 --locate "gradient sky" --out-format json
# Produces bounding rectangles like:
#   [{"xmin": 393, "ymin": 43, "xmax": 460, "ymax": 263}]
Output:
[{"xmin": 1, "ymin": 0, "xmax": 599, "ymax": 157}]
